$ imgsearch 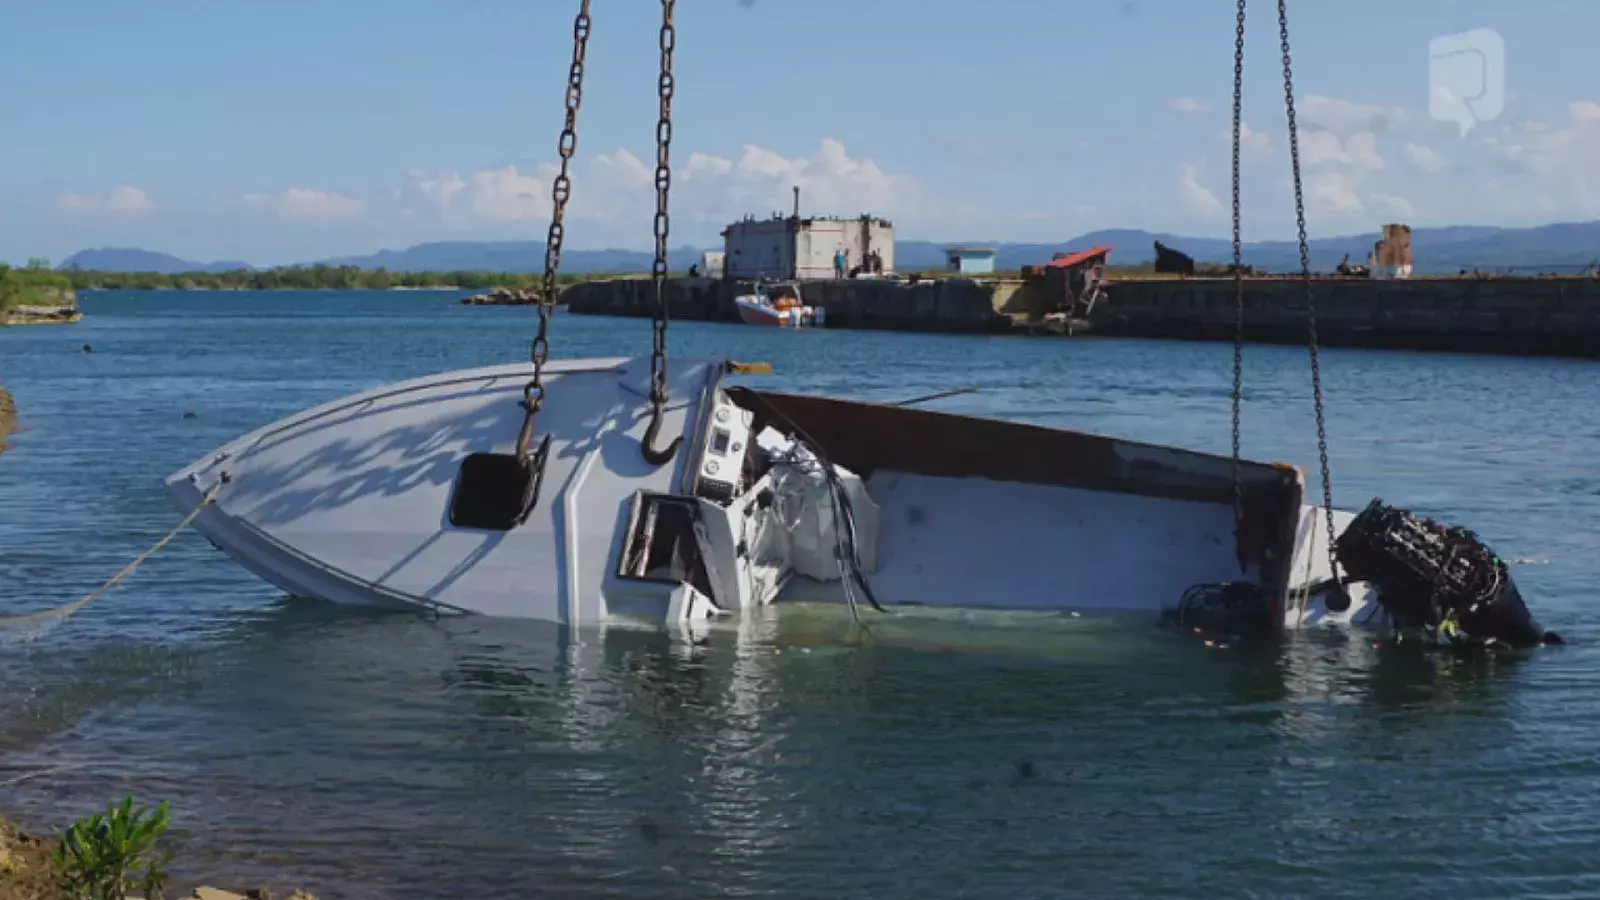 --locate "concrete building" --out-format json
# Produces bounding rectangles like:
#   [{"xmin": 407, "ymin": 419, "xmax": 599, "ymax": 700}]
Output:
[
  {"xmin": 945, "ymin": 246, "xmax": 997, "ymax": 275},
  {"xmin": 723, "ymin": 190, "xmax": 894, "ymax": 280}
]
